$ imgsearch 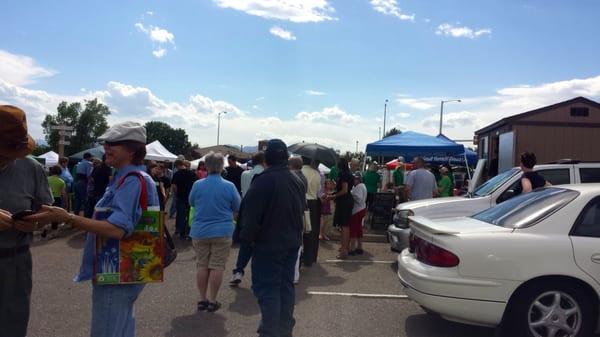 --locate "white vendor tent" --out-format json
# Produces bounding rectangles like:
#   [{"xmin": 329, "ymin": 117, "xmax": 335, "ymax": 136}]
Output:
[
  {"xmin": 145, "ymin": 141, "xmax": 178, "ymax": 162},
  {"xmin": 38, "ymin": 151, "xmax": 59, "ymax": 168},
  {"xmin": 190, "ymin": 154, "xmax": 244, "ymax": 170}
]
